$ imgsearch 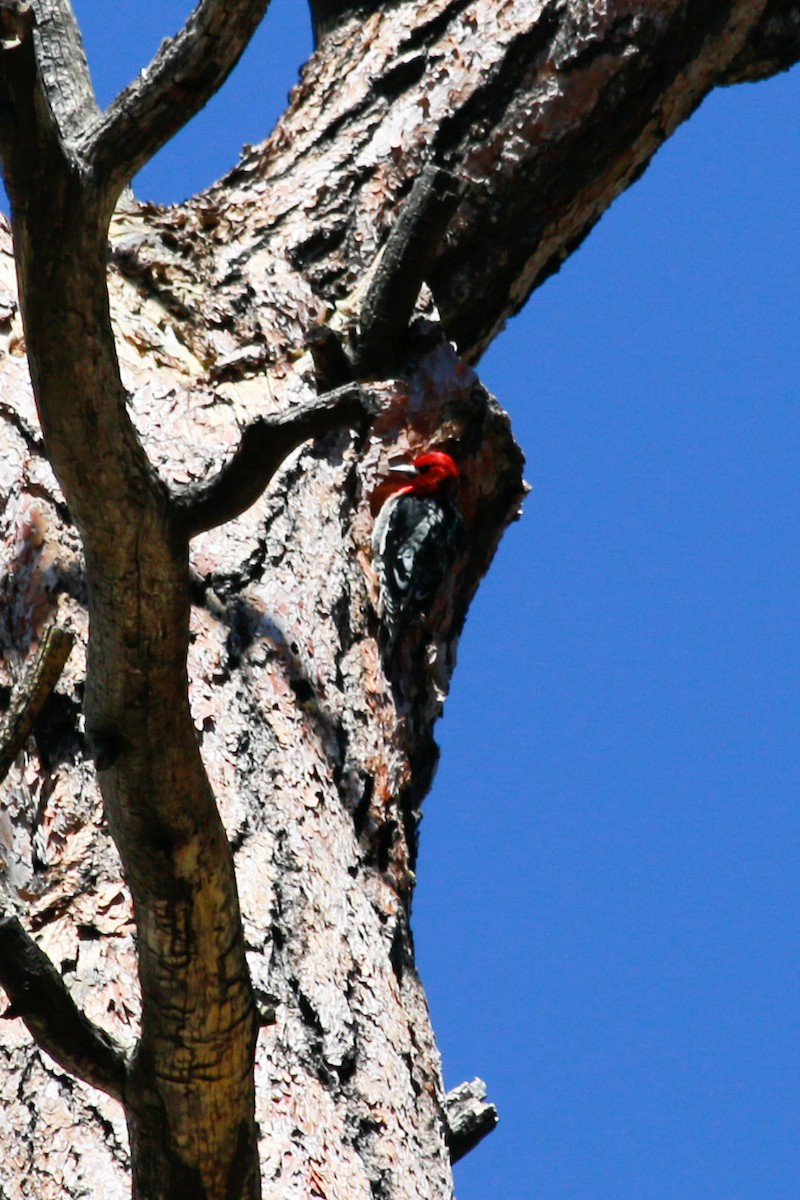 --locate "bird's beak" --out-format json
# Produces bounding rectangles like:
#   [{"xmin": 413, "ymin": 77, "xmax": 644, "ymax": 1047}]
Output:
[
  {"xmin": 368, "ymin": 458, "xmax": 418, "ymax": 516},
  {"xmin": 384, "ymin": 460, "xmax": 418, "ymax": 477}
]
